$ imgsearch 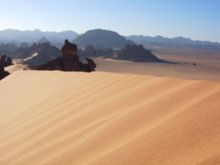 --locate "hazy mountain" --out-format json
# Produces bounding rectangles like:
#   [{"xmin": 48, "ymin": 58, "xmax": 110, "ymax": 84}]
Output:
[
  {"xmin": 1, "ymin": 28, "xmax": 219, "ymax": 50},
  {"xmin": 74, "ymin": 29, "xmax": 135, "ymax": 49},
  {"xmin": 127, "ymin": 35, "xmax": 220, "ymax": 50},
  {"xmin": 38, "ymin": 37, "xmax": 49, "ymax": 44},
  {"xmin": 0, "ymin": 29, "xmax": 78, "ymax": 44}
]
